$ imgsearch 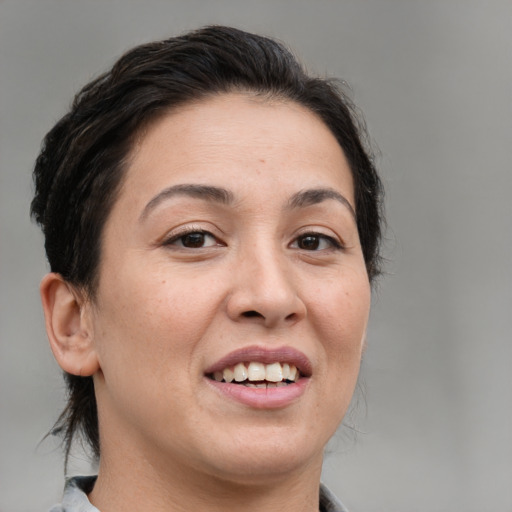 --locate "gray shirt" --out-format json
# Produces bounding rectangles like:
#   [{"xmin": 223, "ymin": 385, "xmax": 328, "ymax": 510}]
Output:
[{"xmin": 49, "ymin": 475, "xmax": 350, "ymax": 512}]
